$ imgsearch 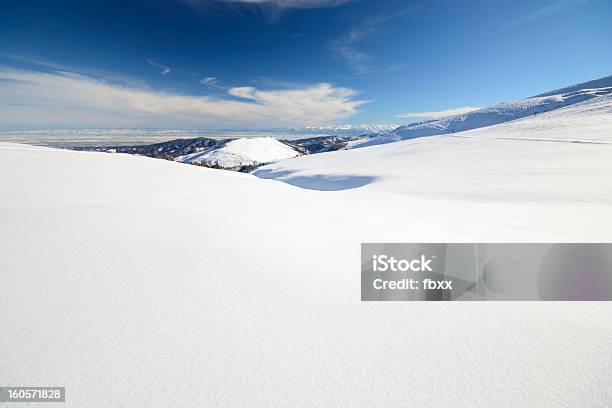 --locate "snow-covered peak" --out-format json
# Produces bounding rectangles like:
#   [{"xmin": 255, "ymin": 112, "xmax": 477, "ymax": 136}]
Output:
[
  {"xmin": 301, "ymin": 124, "xmax": 399, "ymax": 134},
  {"xmin": 255, "ymin": 92, "xmax": 612, "ymax": 195},
  {"xmin": 533, "ymin": 74, "xmax": 612, "ymax": 97},
  {"xmin": 348, "ymin": 75, "xmax": 612, "ymax": 149},
  {"xmin": 176, "ymin": 137, "xmax": 300, "ymax": 170}
]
